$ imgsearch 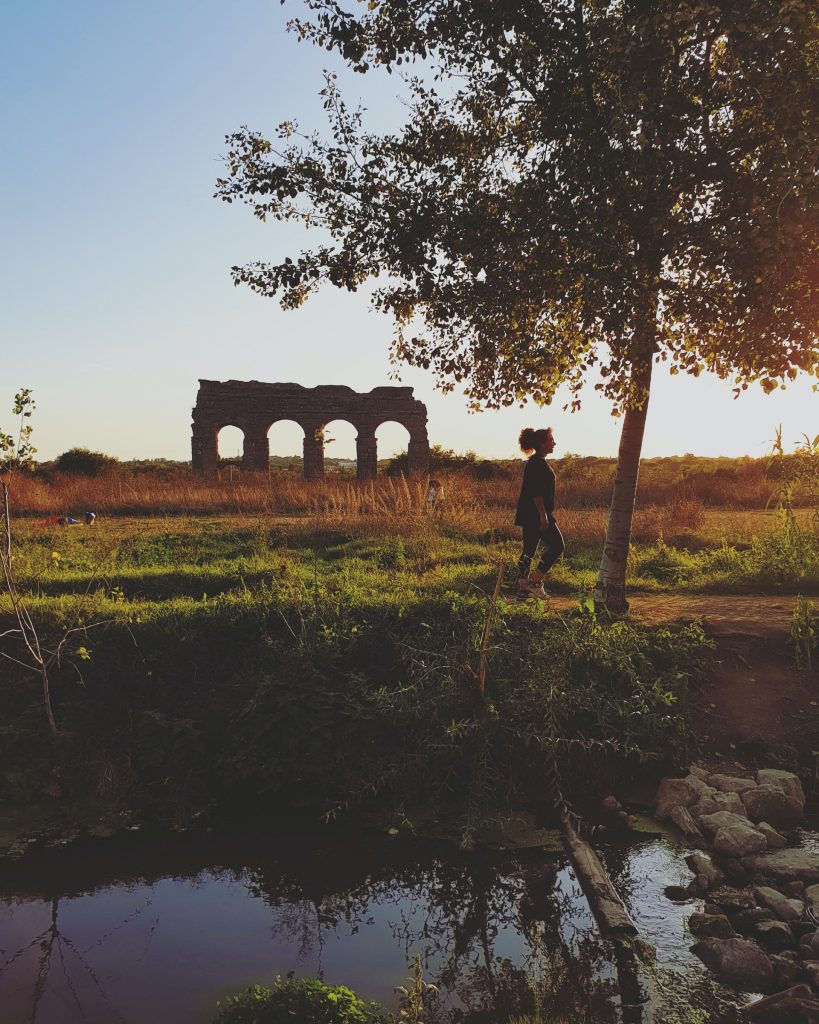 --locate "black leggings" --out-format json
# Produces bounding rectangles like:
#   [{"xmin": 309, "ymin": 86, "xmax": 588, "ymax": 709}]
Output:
[{"xmin": 518, "ymin": 518, "xmax": 565, "ymax": 578}]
